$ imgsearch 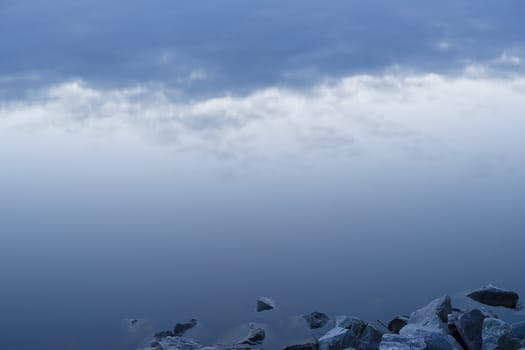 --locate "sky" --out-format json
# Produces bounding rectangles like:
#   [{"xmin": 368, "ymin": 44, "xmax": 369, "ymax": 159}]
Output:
[{"xmin": 1, "ymin": 2, "xmax": 525, "ymax": 350}]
